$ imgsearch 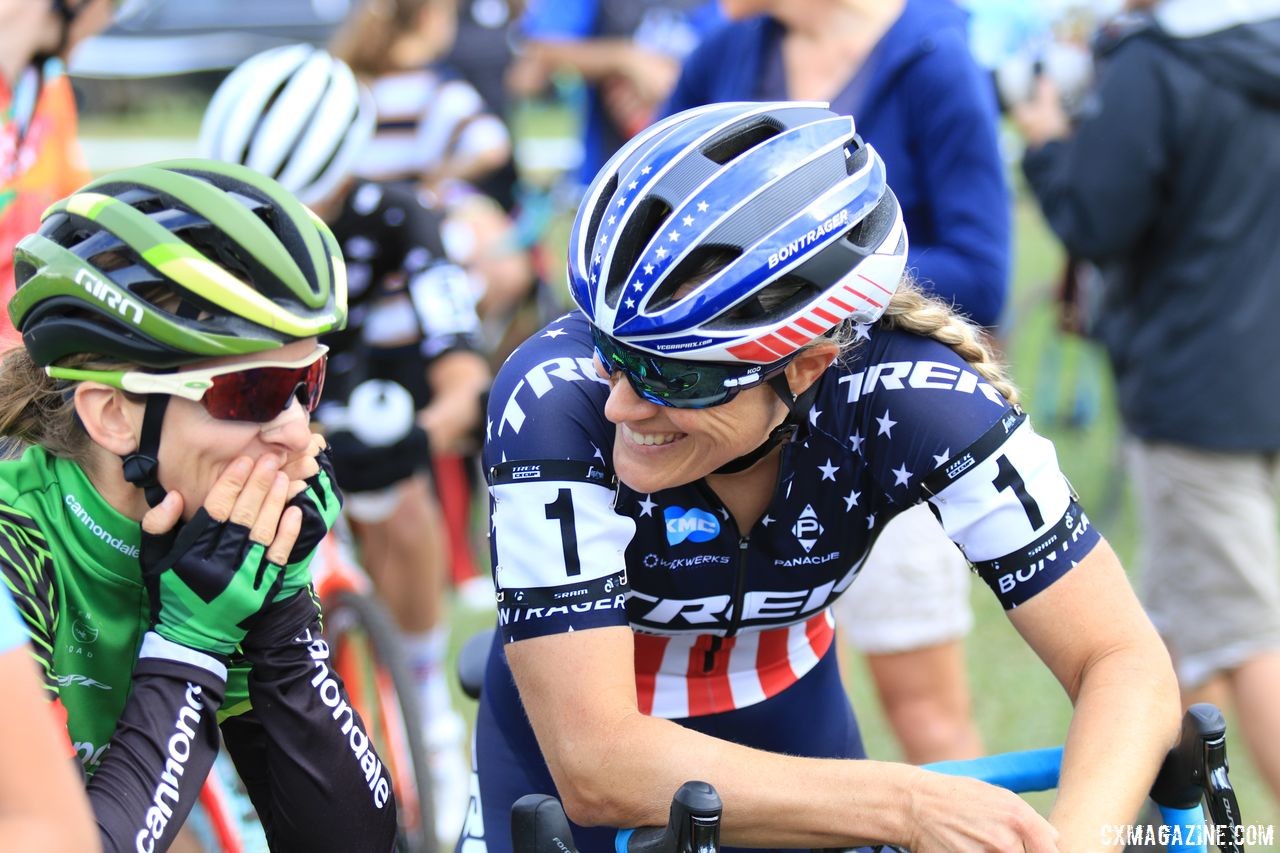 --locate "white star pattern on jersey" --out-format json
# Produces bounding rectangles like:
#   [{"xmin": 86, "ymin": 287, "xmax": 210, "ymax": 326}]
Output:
[
  {"xmin": 892, "ymin": 463, "xmax": 912, "ymax": 487},
  {"xmin": 843, "ymin": 490, "xmax": 860, "ymax": 511},
  {"xmin": 876, "ymin": 411, "xmax": 897, "ymax": 437},
  {"xmin": 849, "ymin": 431, "xmax": 864, "ymax": 454},
  {"xmin": 638, "ymin": 495, "xmax": 656, "ymax": 516},
  {"xmin": 818, "ymin": 460, "xmax": 840, "ymax": 481},
  {"xmin": 542, "ymin": 329, "xmax": 566, "ymax": 339}
]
